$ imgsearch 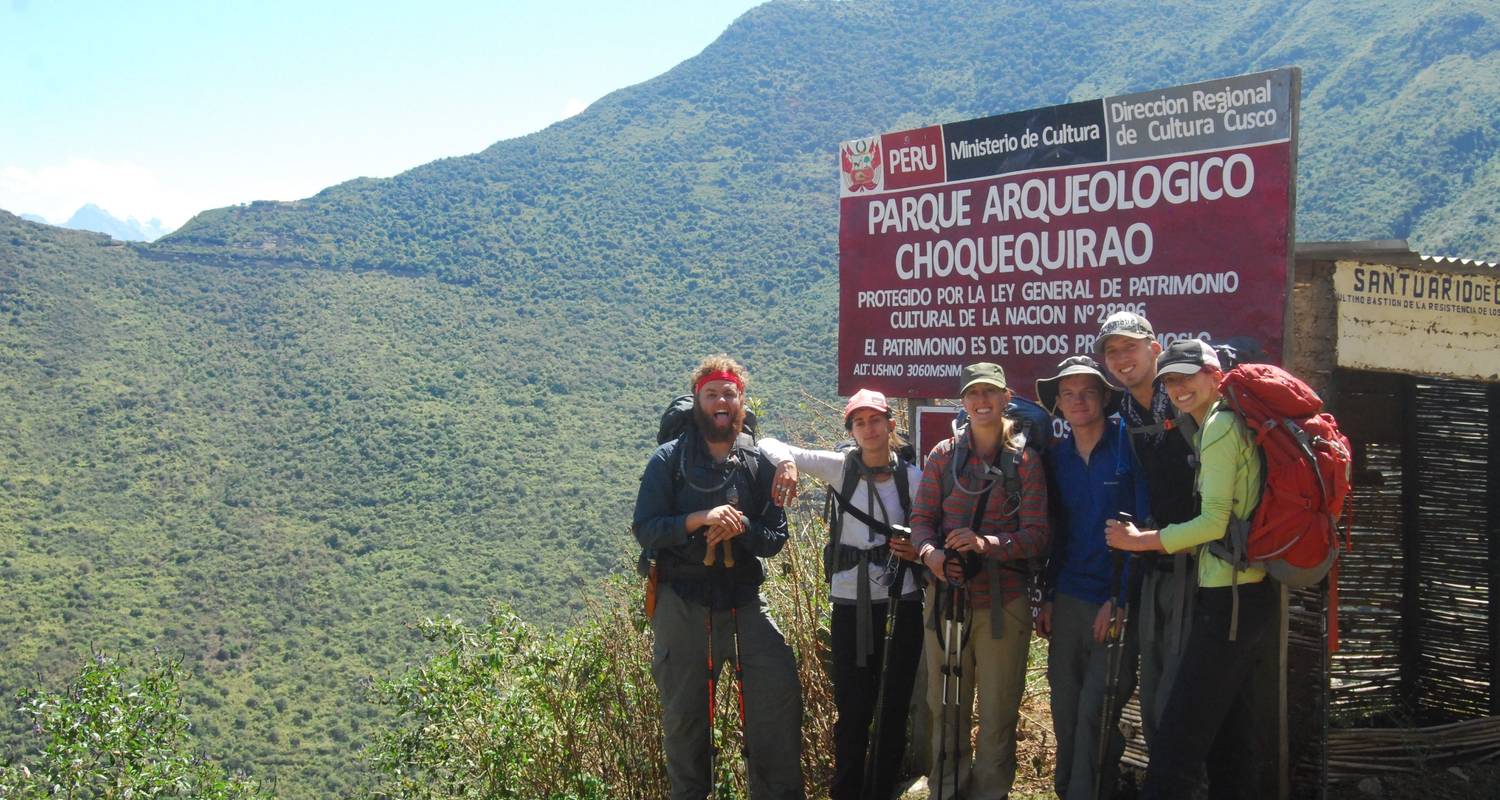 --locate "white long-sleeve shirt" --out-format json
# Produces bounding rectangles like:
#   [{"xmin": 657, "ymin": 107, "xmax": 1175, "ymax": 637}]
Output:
[{"xmin": 759, "ymin": 438, "xmax": 921, "ymax": 601}]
